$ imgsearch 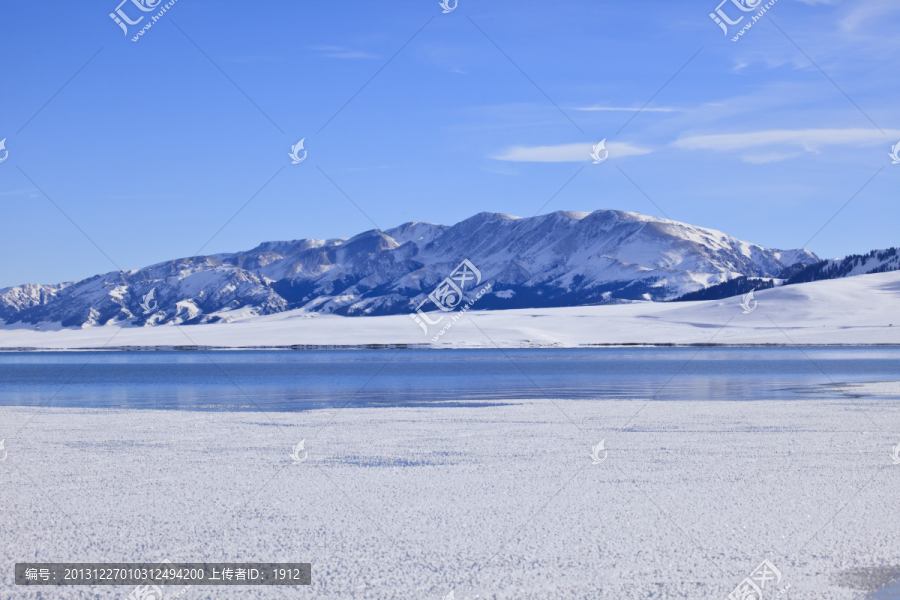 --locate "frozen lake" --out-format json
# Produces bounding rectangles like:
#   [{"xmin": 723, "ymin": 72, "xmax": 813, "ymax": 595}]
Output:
[
  {"xmin": 0, "ymin": 347, "xmax": 899, "ymax": 409},
  {"xmin": 2, "ymin": 347, "xmax": 899, "ymax": 599}
]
